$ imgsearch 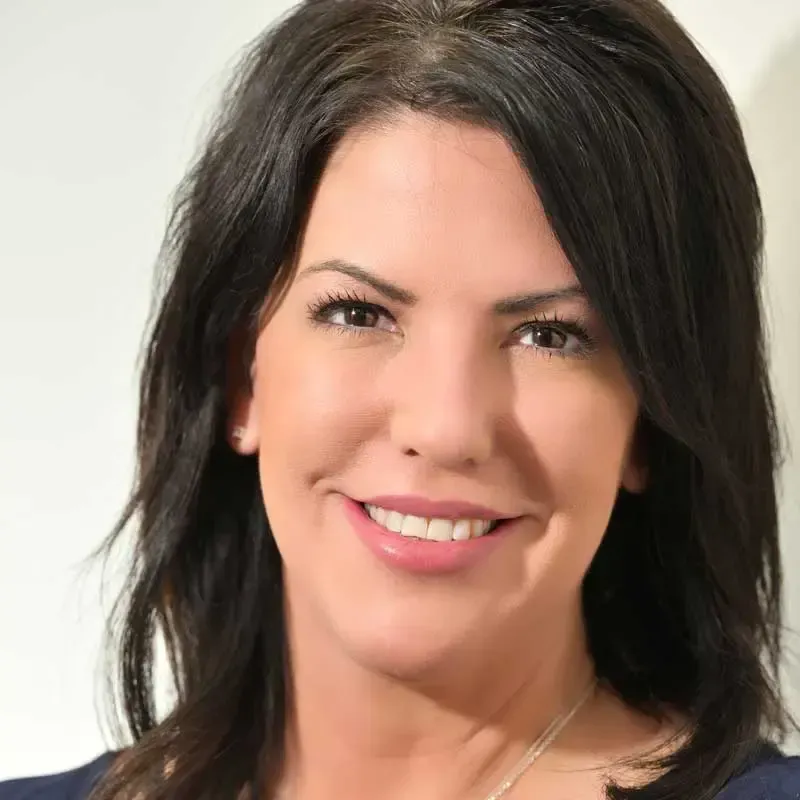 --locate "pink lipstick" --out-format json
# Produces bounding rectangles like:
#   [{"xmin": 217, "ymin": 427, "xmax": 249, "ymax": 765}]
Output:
[{"xmin": 341, "ymin": 494, "xmax": 521, "ymax": 575}]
